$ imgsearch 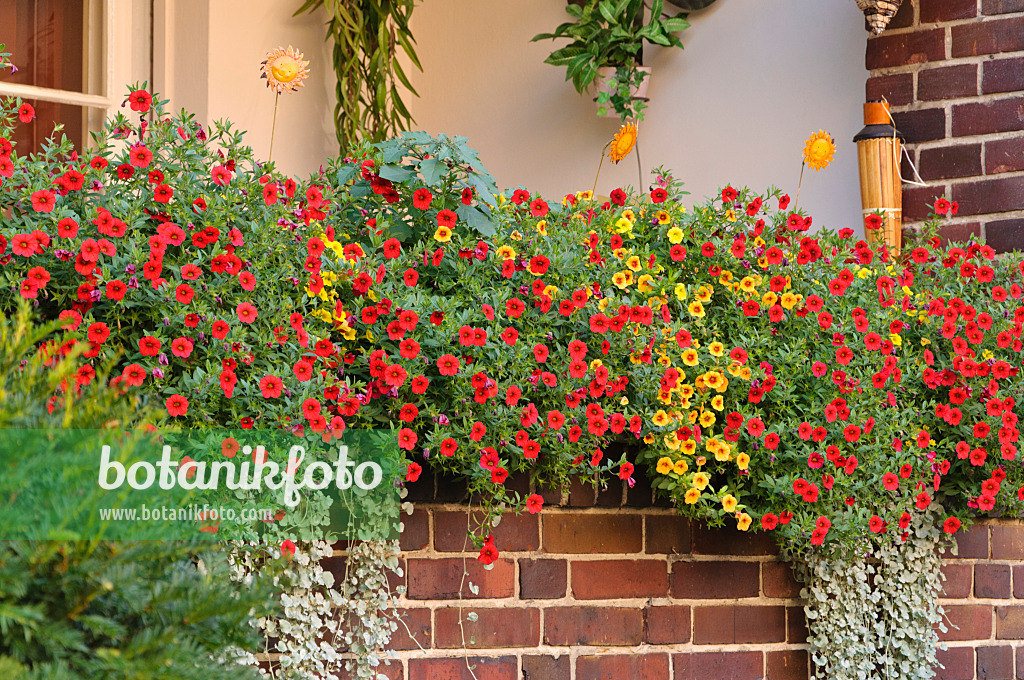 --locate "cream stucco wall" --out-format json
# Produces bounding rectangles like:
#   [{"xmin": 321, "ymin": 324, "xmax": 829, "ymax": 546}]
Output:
[
  {"xmin": 165, "ymin": 0, "xmax": 869, "ymax": 233},
  {"xmin": 401, "ymin": 0, "xmax": 869, "ymax": 233},
  {"xmin": 154, "ymin": 0, "xmax": 338, "ymax": 179}
]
